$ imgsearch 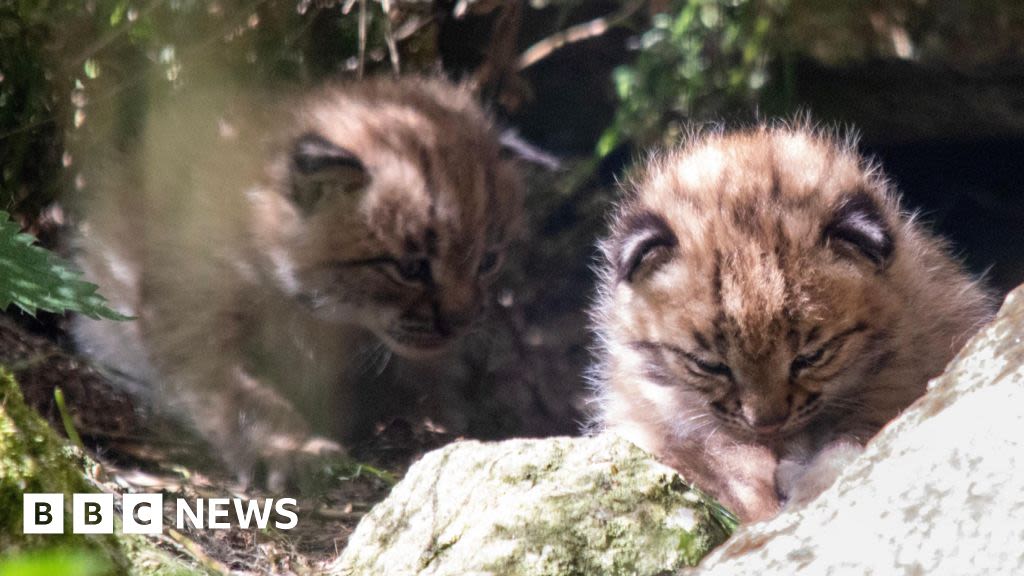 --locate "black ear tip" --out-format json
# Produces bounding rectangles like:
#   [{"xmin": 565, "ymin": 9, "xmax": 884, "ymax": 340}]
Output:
[
  {"xmin": 612, "ymin": 210, "xmax": 678, "ymax": 283},
  {"xmin": 292, "ymin": 132, "xmax": 364, "ymax": 175},
  {"xmin": 824, "ymin": 191, "xmax": 894, "ymax": 268},
  {"xmin": 288, "ymin": 132, "xmax": 367, "ymax": 214}
]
